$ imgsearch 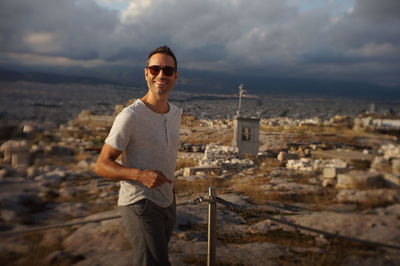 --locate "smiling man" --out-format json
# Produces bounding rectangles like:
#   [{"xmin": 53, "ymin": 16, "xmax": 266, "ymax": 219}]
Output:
[{"xmin": 95, "ymin": 46, "xmax": 181, "ymax": 266}]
